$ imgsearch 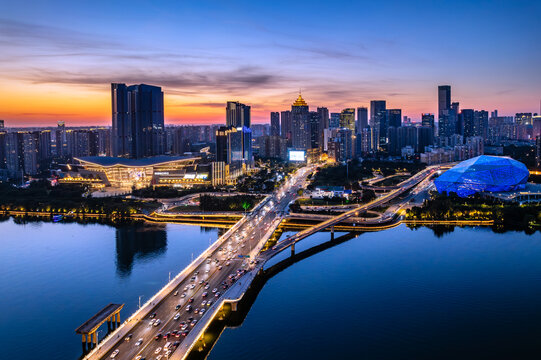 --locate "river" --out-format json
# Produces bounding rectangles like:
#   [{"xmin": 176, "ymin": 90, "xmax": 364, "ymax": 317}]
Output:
[{"xmin": 0, "ymin": 219, "xmax": 540, "ymax": 359}]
